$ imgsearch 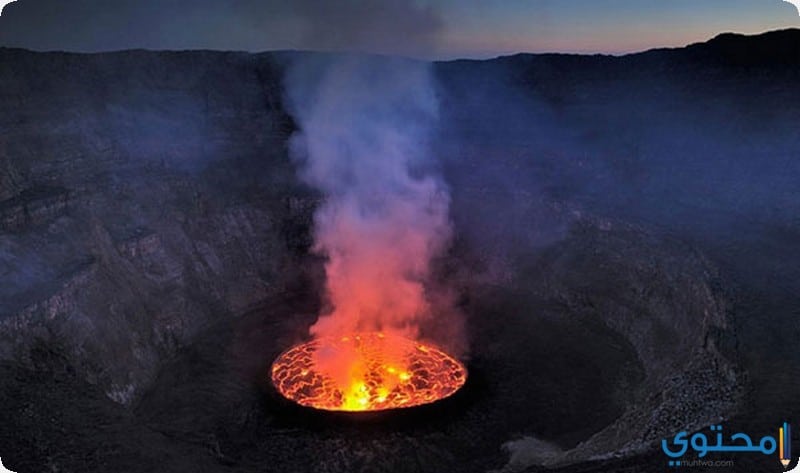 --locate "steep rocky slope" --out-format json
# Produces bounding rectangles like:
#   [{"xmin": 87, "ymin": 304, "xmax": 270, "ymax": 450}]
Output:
[
  {"xmin": 0, "ymin": 49, "xmax": 311, "ymax": 403},
  {"xmin": 1, "ymin": 29, "xmax": 798, "ymax": 472}
]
